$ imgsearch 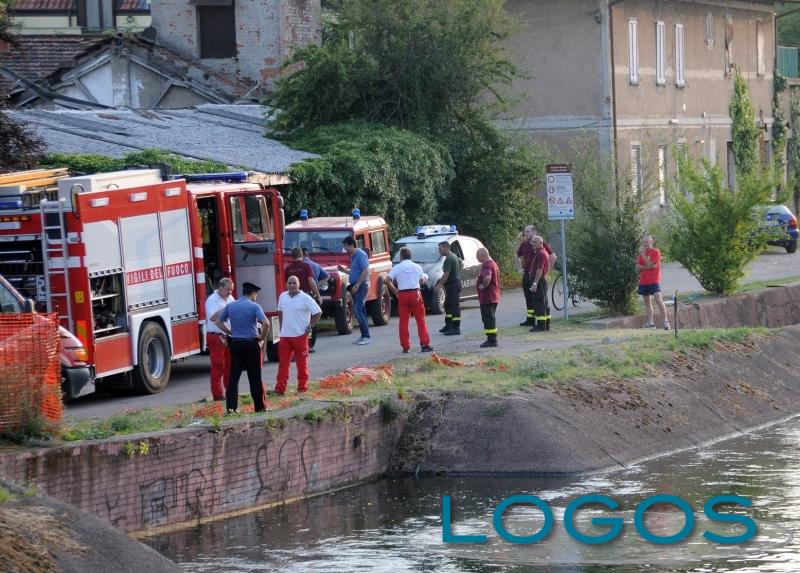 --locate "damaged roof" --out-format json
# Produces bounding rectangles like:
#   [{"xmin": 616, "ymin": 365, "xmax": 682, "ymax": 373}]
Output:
[
  {"xmin": 6, "ymin": 105, "xmax": 318, "ymax": 174},
  {"xmin": 0, "ymin": 34, "xmax": 105, "ymax": 96}
]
